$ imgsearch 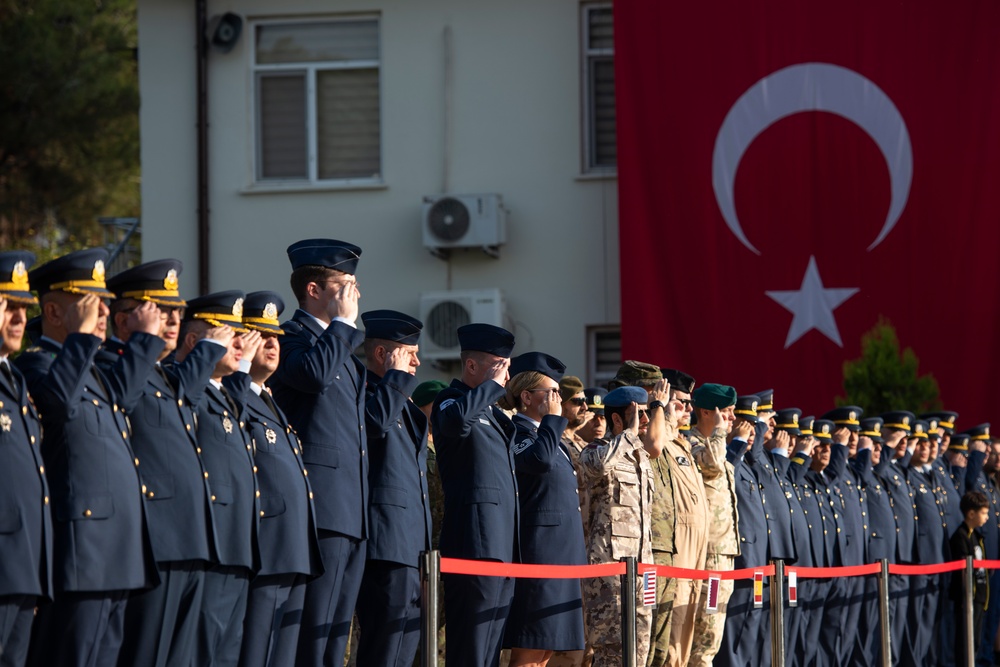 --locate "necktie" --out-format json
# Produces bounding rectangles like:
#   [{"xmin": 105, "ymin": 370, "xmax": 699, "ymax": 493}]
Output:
[
  {"xmin": 0, "ymin": 361, "xmax": 16, "ymax": 396},
  {"xmin": 260, "ymin": 388, "xmax": 281, "ymax": 421},
  {"xmin": 219, "ymin": 385, "xmax": 239, "ymax": 416}
]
